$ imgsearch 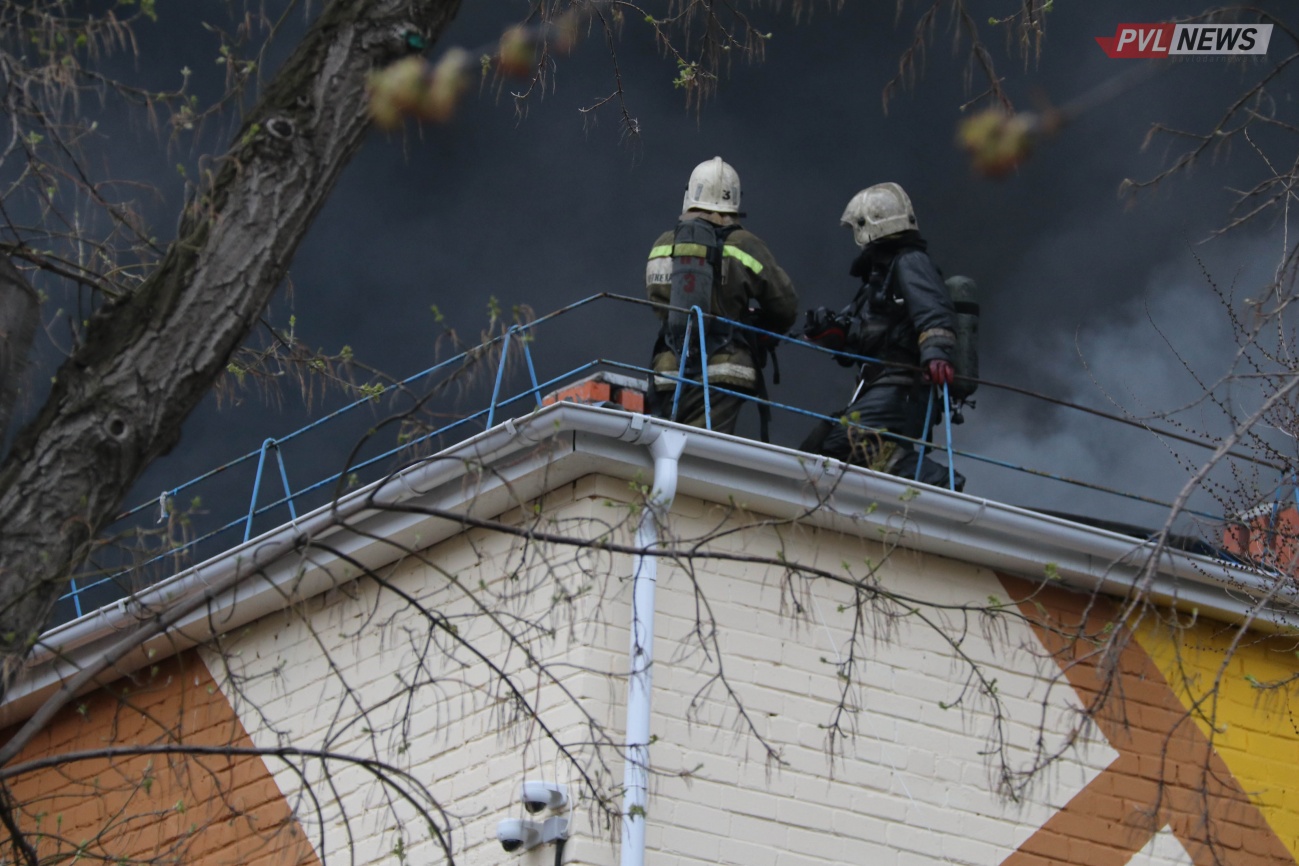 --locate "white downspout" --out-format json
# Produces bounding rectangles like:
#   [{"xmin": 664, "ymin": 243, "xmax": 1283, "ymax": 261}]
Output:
[{"xmin": 621, "ymin": 428, "xmax": 687, "ymax": 866}]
